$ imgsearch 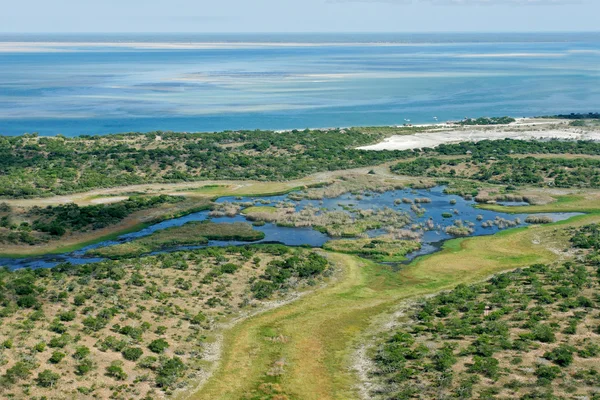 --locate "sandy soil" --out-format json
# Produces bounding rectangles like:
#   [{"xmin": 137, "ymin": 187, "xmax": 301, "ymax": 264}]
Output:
[{"xmin": 358, "ymin": 119, "xmax": 600, "ymax": 151}]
